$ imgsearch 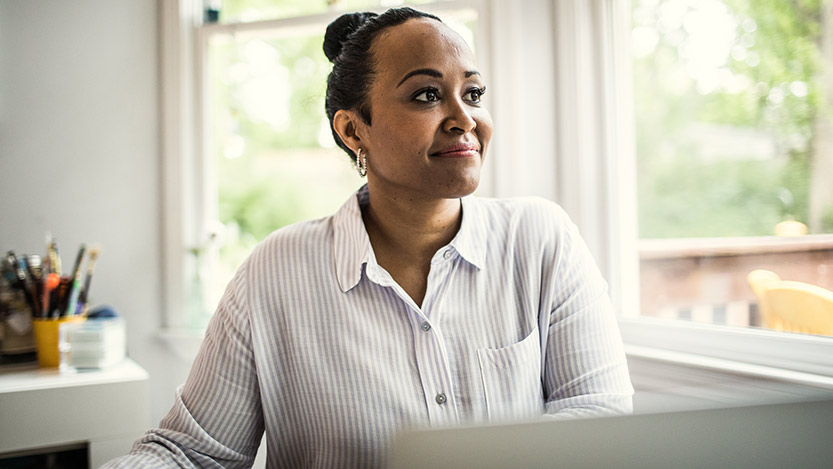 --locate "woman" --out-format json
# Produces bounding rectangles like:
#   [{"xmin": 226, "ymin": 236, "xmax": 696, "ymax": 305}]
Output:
[{"xmin": 106, "ymin": 7, "xmax": 632, "ymax": 468}]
